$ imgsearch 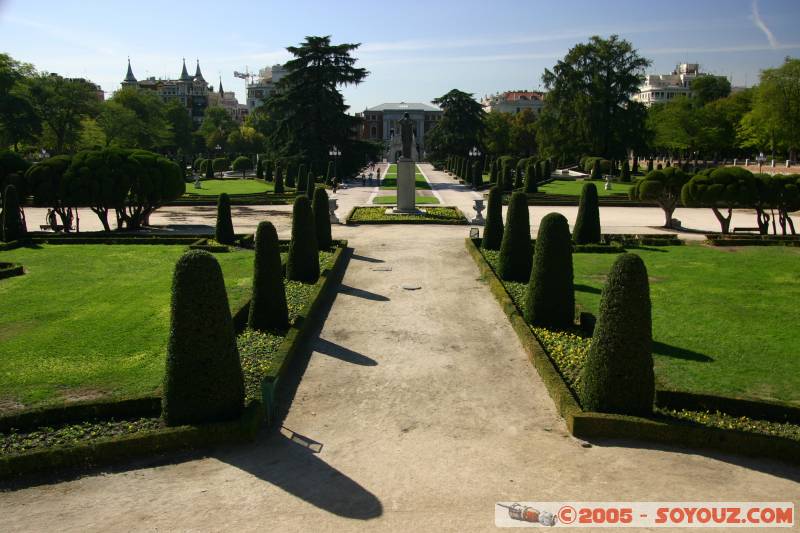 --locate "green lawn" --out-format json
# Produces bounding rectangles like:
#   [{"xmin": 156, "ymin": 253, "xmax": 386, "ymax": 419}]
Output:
[
  {"xmin": 0, "ymin": 244, "xmax": 256, "ymax": 409},
  {"xmin": 372, "ymin": 195, "xmax": 440, "ymax": 205},
  {"xmin": 380, "ymin": 164, "xmax": 431, "ymax": 190},
  {"xmin": 185, "ymin": 179, "xmax": 272, "ymax": 196},
  {"xmin": 572, "ymin": 244, "xmax": 800, "ymax": 405},
  {"xmin": 538, "ymin": 179, "xmax": 634, "ymax": 197}
]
